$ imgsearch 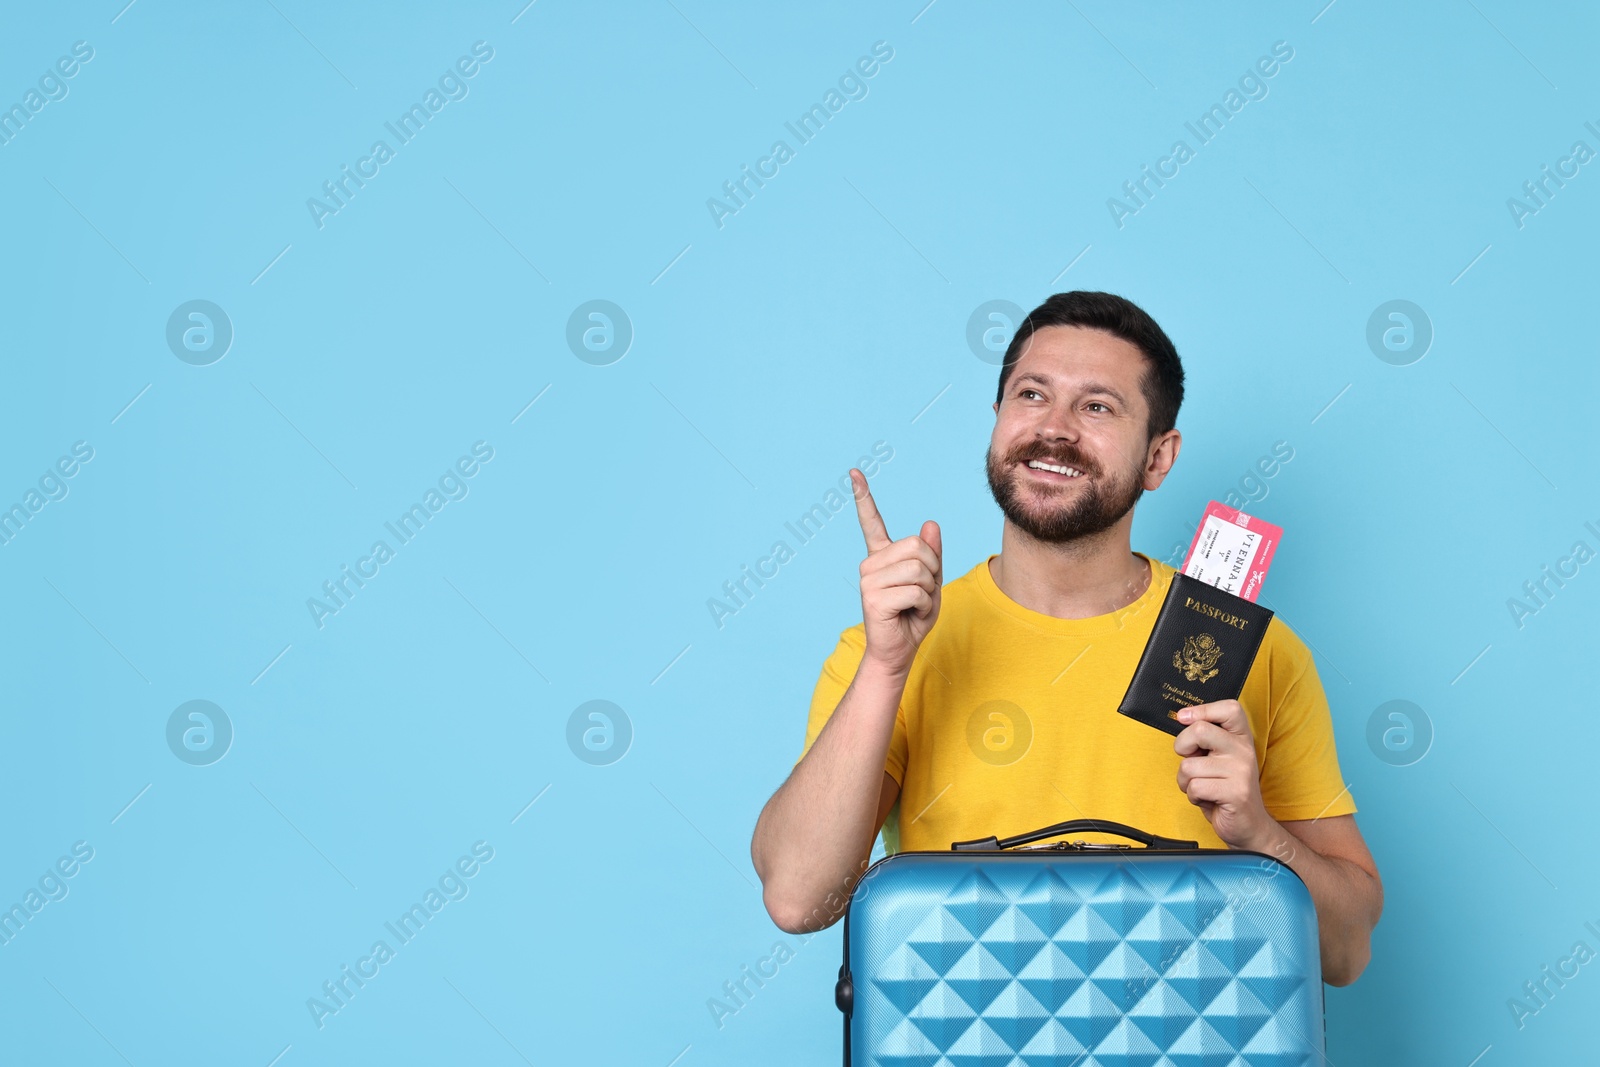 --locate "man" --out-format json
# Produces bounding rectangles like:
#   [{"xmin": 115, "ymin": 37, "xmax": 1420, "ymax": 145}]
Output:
[{"xmin": 749, "ymin": 291, "xmax": 1382, "ymax": 986}]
